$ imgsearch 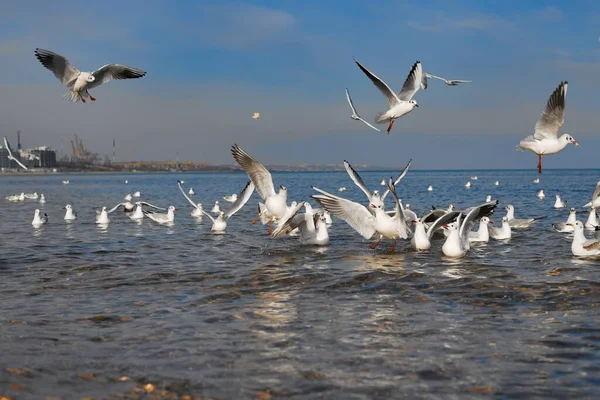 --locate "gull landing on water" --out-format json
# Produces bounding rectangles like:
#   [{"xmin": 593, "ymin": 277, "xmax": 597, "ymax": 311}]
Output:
[
  {"xmin": 34, "ymin": 48, "xmax": 146, "ymax": 103},
  {"xmin": 3, "ymin": 137, "xmax": 28, "ymax": 170},
  {"xmin": 516, "ymin": 81, "xmax": 578, "ymax": 173},
  {"xmin": 345, "ymin": 88, "xmax": 380, "ymax": 132},
  {"xmin": 354, "ymin": 59, "xmax": 422, "ymax": 134}
]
